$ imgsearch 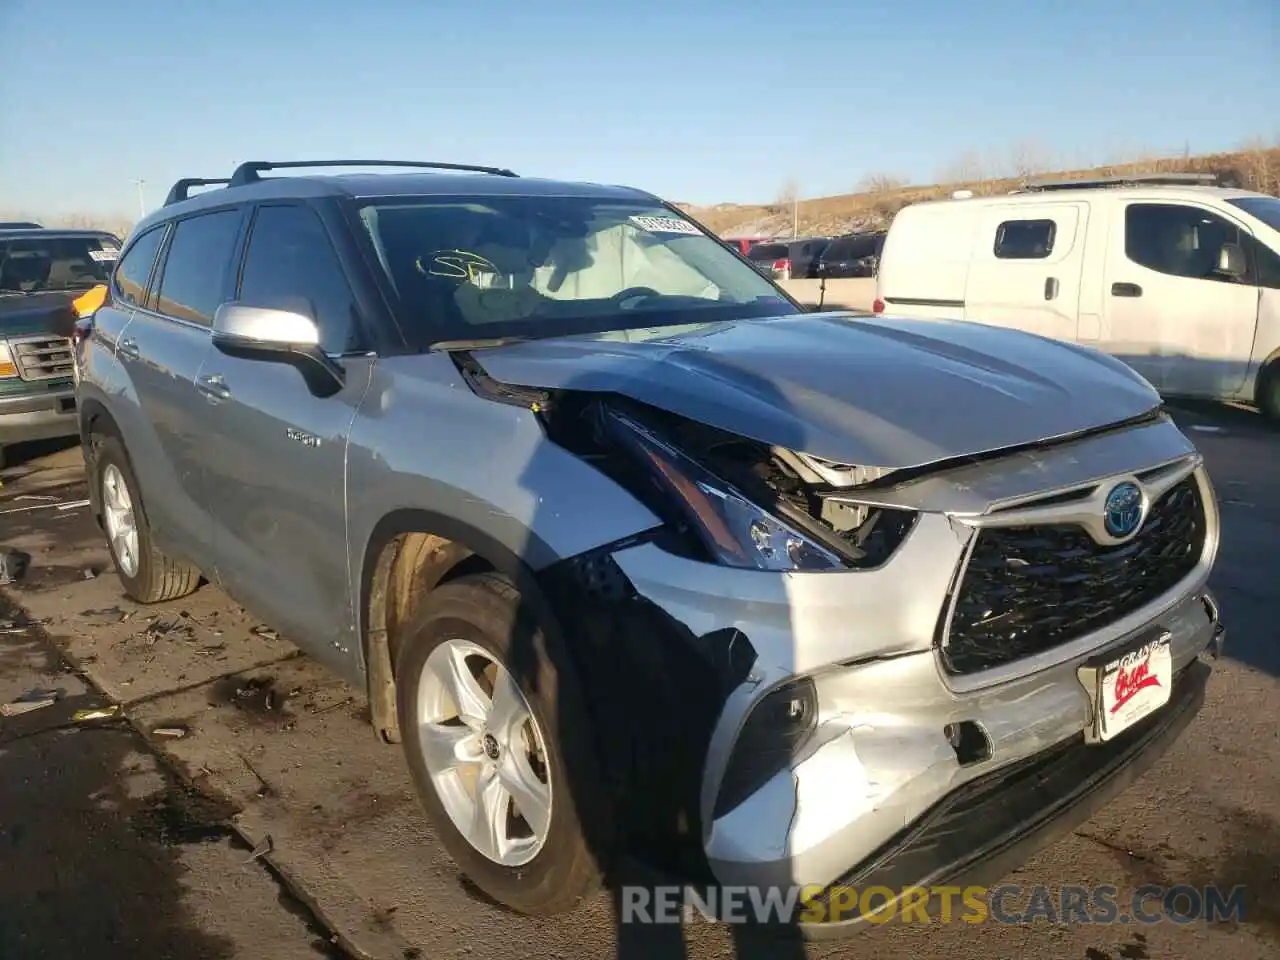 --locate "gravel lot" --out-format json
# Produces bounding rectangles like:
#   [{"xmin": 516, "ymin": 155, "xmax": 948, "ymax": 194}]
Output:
[{"xmin": 0, "ymin": 401, "xmax": 1276, "ymax": 960}]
